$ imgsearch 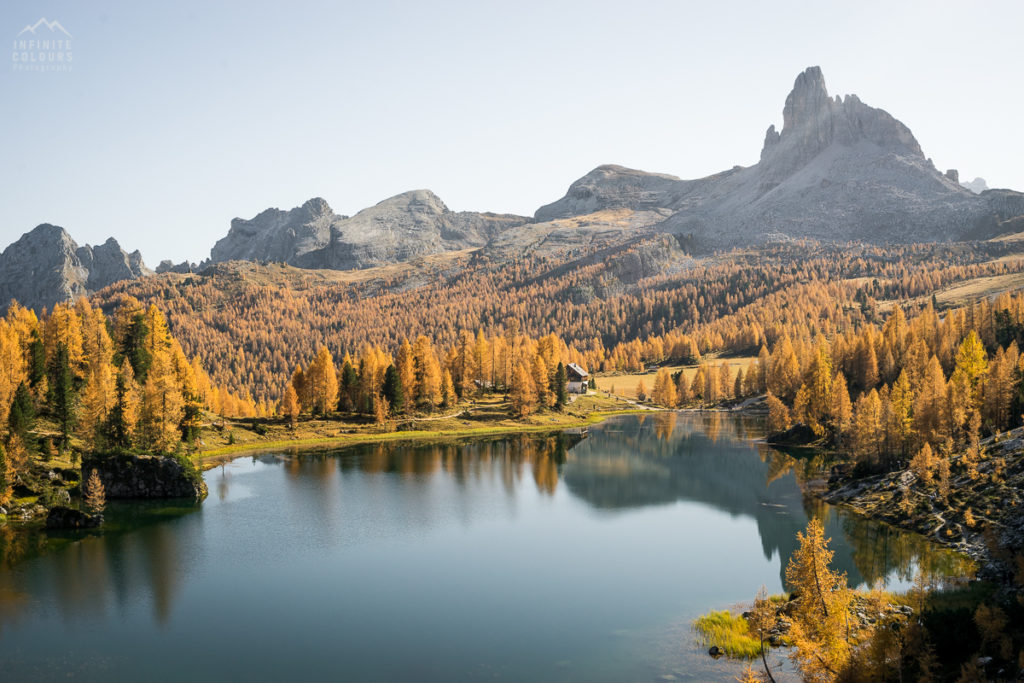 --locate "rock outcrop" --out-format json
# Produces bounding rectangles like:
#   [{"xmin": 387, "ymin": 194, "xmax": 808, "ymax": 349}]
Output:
[
  {"xmin": 156, "ymin": 259, "xmax": 201, "ymax": 274},
  {"xmin": 0, "ymin": 224, "xmax": 151, "ymax": 314},
  {"xmin": 534, "ymin": 166, "xmax": 684, "ymax": 222},
  {"xmin": 962, "ymin": 177, "xmax": 989, "ymax": 194},
  {"xmin": 83, "ymin": 453, "xmax": 207, "ymax": 500},
  {"xmin": 210, "ymin": 191, "xmax": 528, "ymax": 270},
  {"xmin": 537, "ymin": 66, "xmax": 1024, "ymax": 249},
  {"xmin": 45, "ymin": 506, "xmax": 102, "ymax": 530}
]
